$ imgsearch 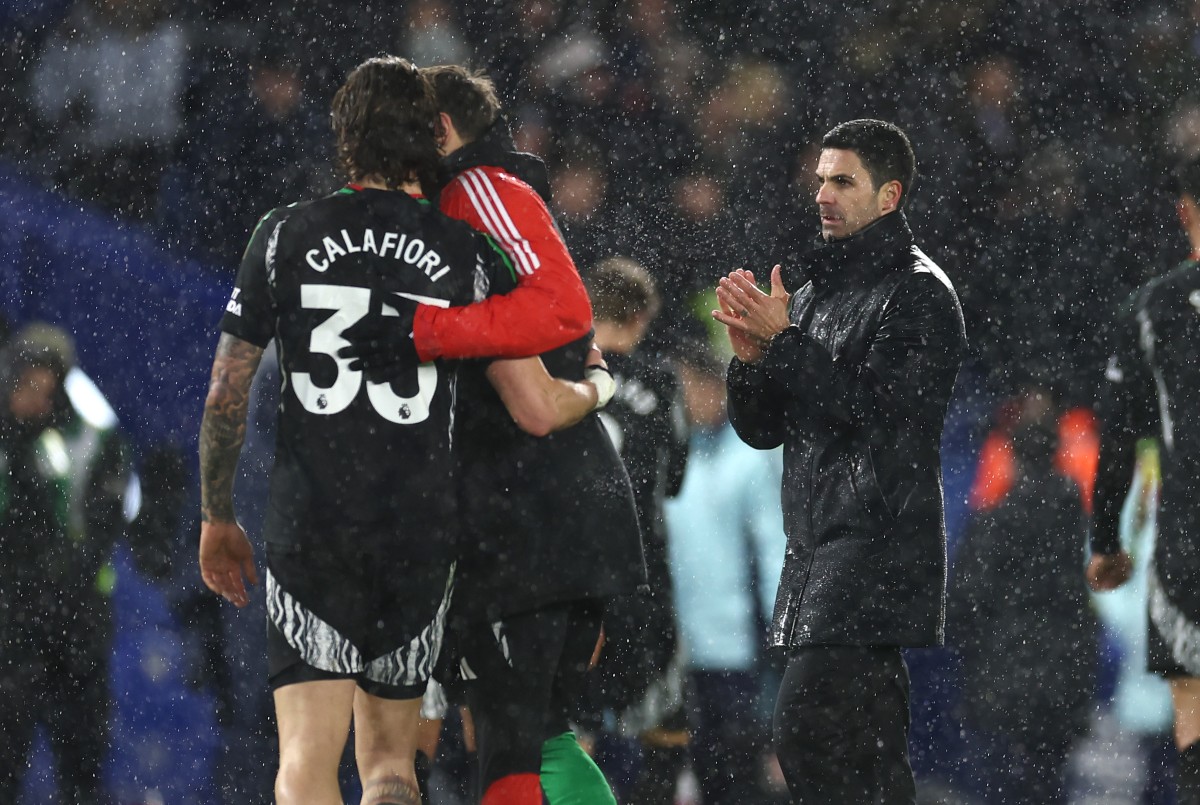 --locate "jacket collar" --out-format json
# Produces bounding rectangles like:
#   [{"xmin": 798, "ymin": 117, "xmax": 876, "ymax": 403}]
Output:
[
  {"xmin": 440, "ymin": 117, "xmax": 552, "ymax": 203},
  {"xmin": 806, "ymin": 211, "xmax": 914, "ymax": 287}
]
